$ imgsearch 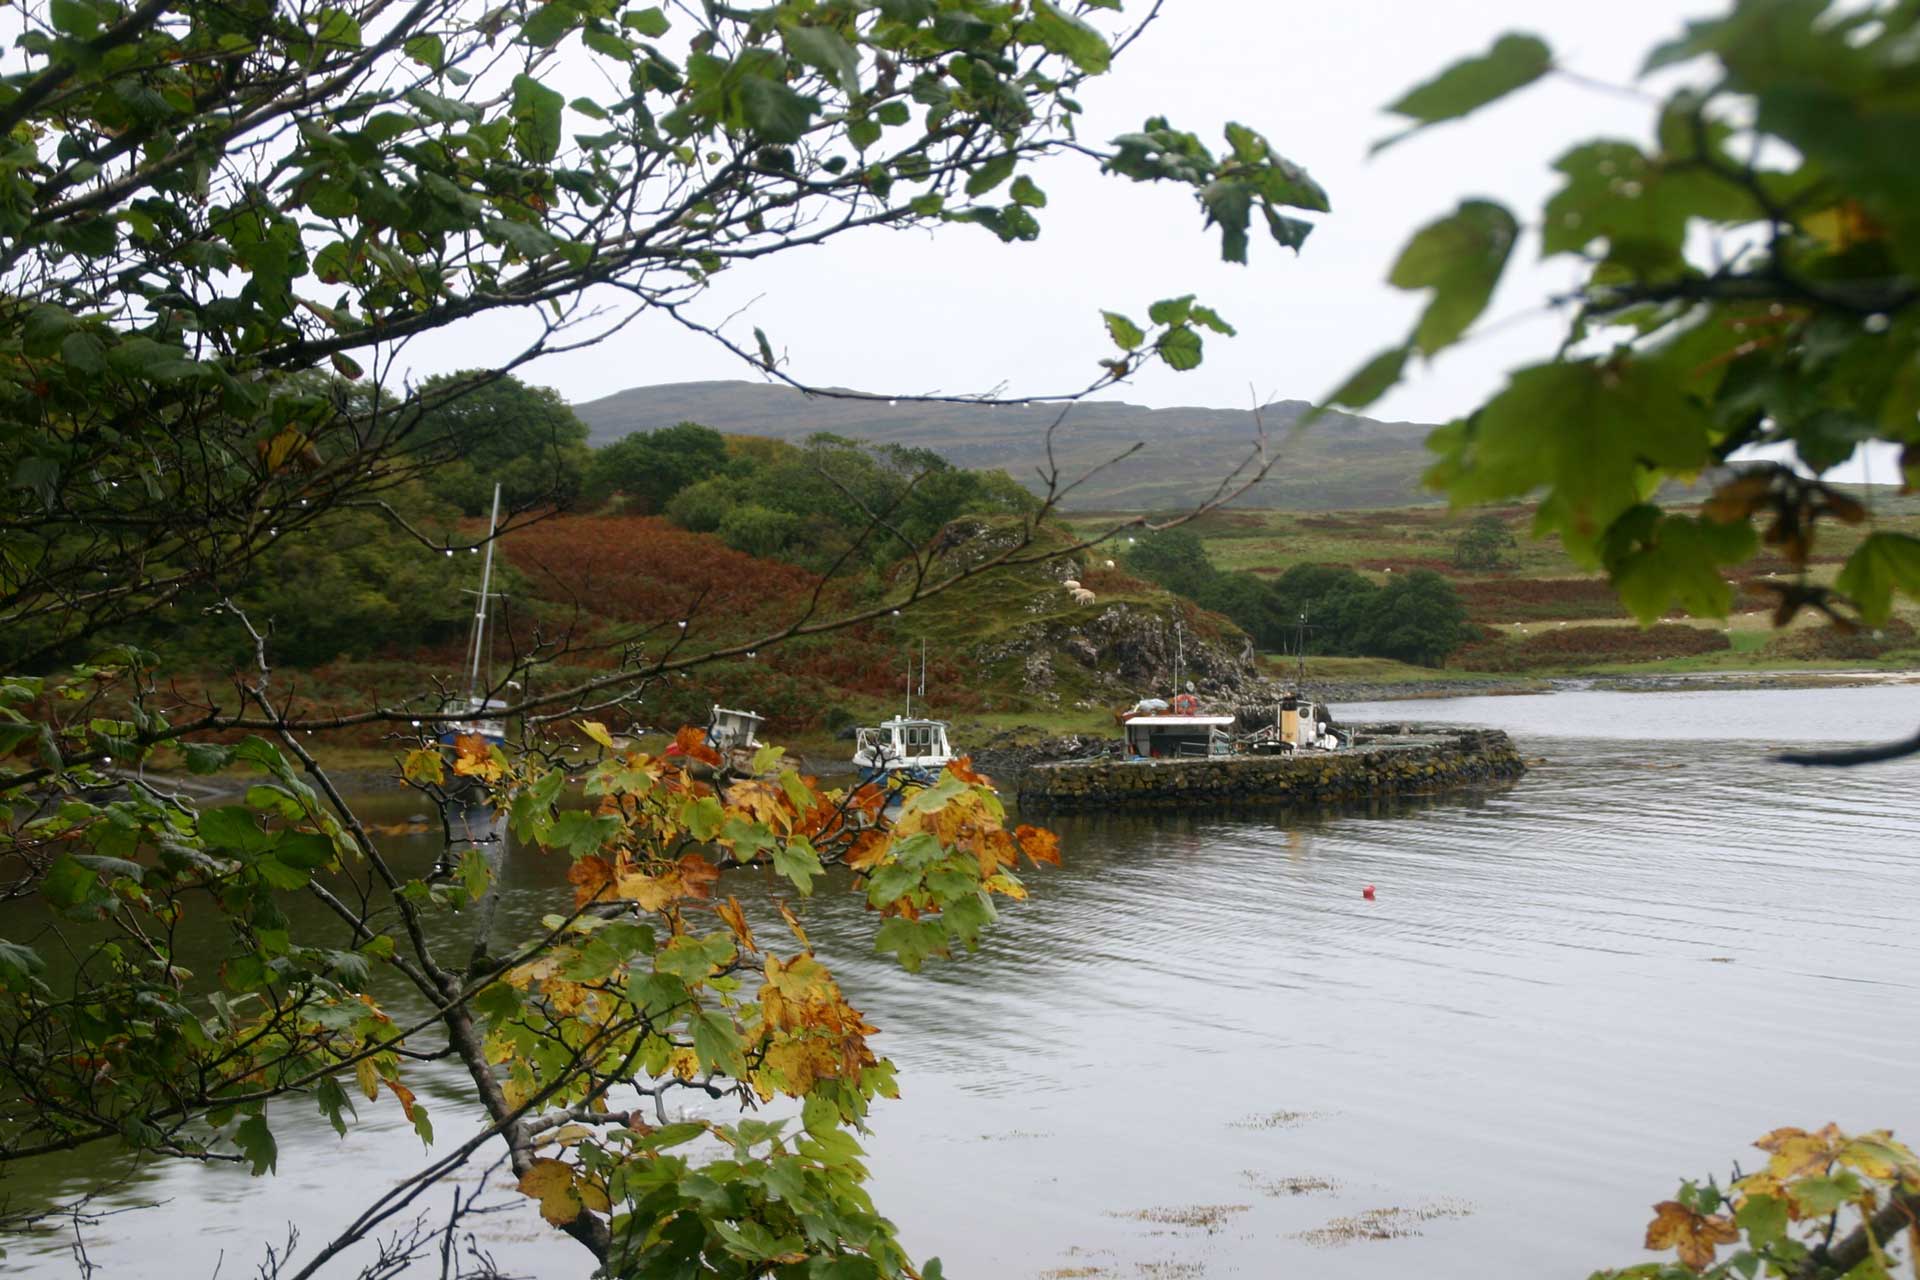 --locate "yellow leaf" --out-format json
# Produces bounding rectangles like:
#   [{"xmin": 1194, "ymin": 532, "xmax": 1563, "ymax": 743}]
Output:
[
  {"xmin": 1645, "ymin": 1200, "xmax": 1740, "ymax": 1273},
  {"xmin": 401, "ymin": 748, "xmax": 445, "ymax": 786},
  {"xmin": 1757, "ymin": 1125, "xmax": 1838, "ymax": 1180},
  {"xmin": 777, "ymin": 900, "xmax": 810, "ymax": 951},
  {"xmin": 576, "ymin": 1176, "xmax": 611, "ymax": 1214},
  {"xmin": 1838, "ymin": 1132, "xmax": 1918, "ymax": 1181},
  {"xmin": 579, "ymin": 720, "xmax": 615, "ymax": 750},
  {"xmin": 354, "ymin": 1057, "xmax": 379, "ymax": 1102},
  {"xmin": 716, "ymin": 895, "xmax": 757, "ymax": 952},
  {"xmin": 517, "ymin": 1158, "xmax": 584, "ymax": 1226},
  {"xmin": 616, "ymin": 869, "xmax": 681, "ymax": 911}
]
